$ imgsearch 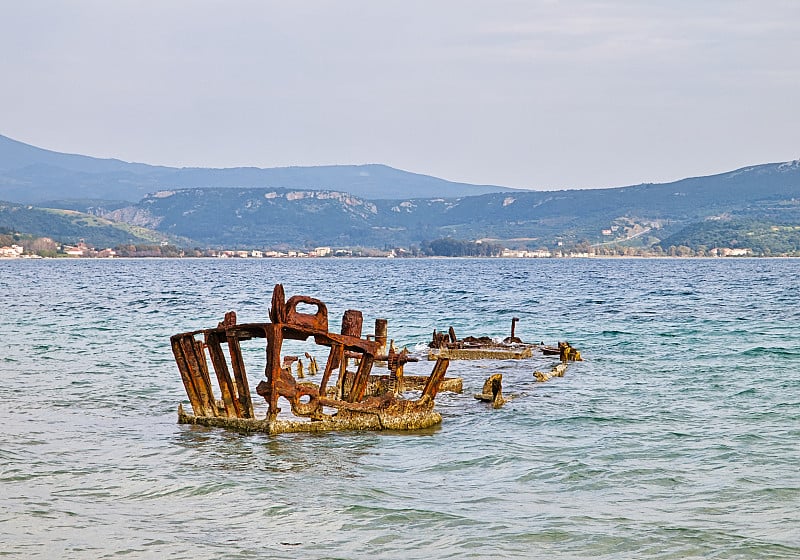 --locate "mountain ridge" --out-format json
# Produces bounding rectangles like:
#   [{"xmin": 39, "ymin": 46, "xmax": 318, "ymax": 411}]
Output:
[
  {"xmin": 2, "ymin": 134, "xmax": 799, "ymax": 254},
  {"xmin": 79, "ymin": 157, "xmax": 799, "ymax": 249},
  {"xmin": 0, "ymin": 134, "xmax": 515, "ymax": 202}
]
